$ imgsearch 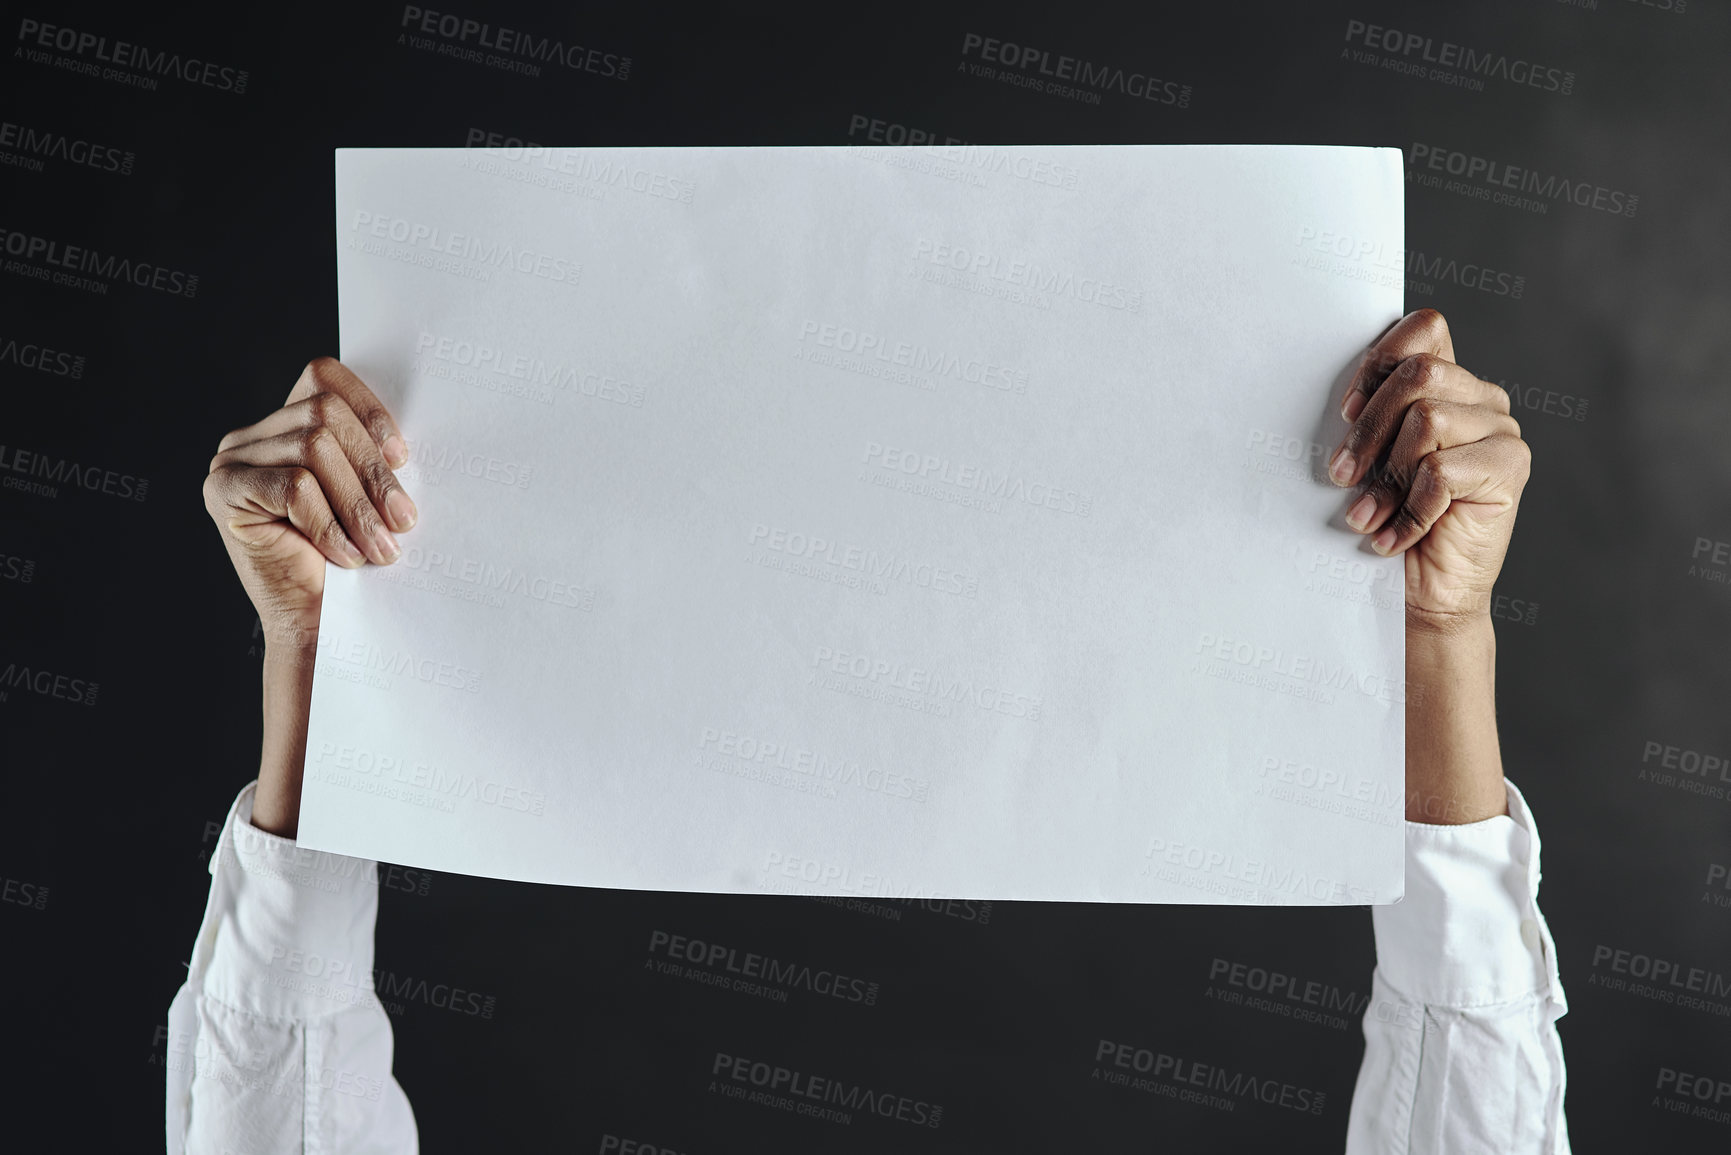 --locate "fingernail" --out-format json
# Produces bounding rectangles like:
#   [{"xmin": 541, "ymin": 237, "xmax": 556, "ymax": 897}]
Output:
[
  {"xmin": 373, "ymin": 525, "xmax": 401, "ymax": 562},
  {"xmin": 386, "ymin": 488, "xmax": 418, "ymax": 530},
  {"xmin": 1371, "ymin": 527, "xmax": 1397, "ymax": 555},
  {"xmin": 1346, "ymin": 493, "xmax": 1377, "ymax": 531},
  {"xmin": 383, "ymin": 435, "xmax": 407, "ymax": 468},
  {"xmin": 338, "ymin": 535, "xmax": 367, "ymax": 566},
  {"xmin": 1329, "ymin": 448, "xmax": 1356, "ymax": 486},
  {"xmin": 1342, "ymin": 391, "xmax": 1365, "ymax": 422}
]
